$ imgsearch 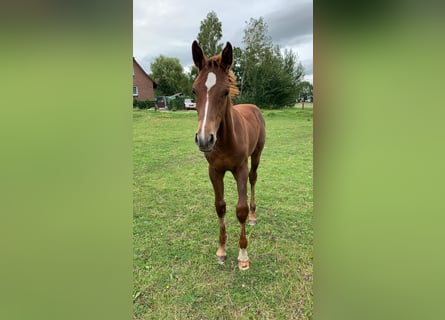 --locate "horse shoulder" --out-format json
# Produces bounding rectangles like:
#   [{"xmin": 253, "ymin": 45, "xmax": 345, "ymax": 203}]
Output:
[
  {"xmin": 233, "ymin": 104, "xmax": 263, "ymax": 132},
  {"xmin": 232, "ymin": 104, "xmax": 264, "ymax": 155}
]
